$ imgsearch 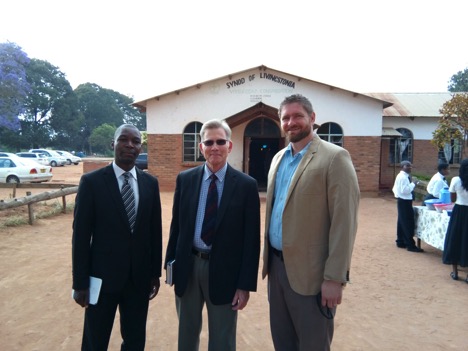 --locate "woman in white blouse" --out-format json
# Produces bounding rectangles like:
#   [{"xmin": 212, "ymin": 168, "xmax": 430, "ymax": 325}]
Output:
[{"xmin": 443, "ymin": 158, "xmax": 468, "ymax": 283}]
